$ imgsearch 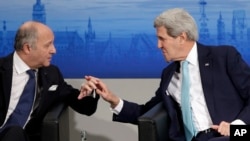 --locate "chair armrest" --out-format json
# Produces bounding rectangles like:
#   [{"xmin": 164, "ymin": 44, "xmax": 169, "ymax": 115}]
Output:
[
  {"xmin": 138, "ymin": 102, "xmax": 169, "ymax": 141},
  {"xmin": 41, "ymin": 103, "xmax": 69, "ymax": 141}
]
